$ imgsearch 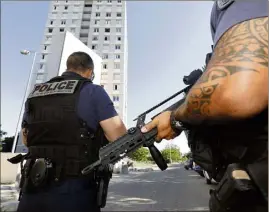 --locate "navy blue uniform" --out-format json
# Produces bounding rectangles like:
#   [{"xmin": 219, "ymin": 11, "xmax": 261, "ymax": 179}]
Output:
[
  {"xmin": 210, "ymin": 0, "xmax": 268, "ymax": 46},
  {"xmin": 18, "ymin": 71, "xmax": 118, "ymax": 212}
]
